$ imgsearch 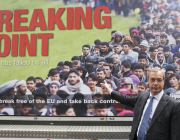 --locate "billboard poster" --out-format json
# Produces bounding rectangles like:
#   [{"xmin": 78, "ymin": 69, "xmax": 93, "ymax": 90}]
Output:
[{"xmin": 0, "ymin": 0, "xmax": 179, "ymax": 117}]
